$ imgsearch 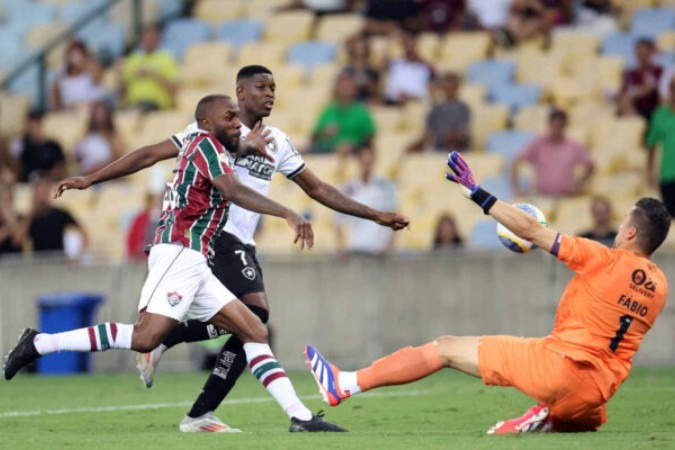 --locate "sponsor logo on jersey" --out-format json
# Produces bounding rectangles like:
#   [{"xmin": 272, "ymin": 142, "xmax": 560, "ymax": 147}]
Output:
[
  {"xmin": 629, "ymin": 269, "xmax": 657, "ymax": 298},
  {"xmin": 167, "ymin": 291, "xmax": 183, "ymax": 307},
  {"xmin": 235, "ymin": 155, "xmax": 274, "ymax": 181},
  {"xmin": 242, "ymin": 267, "xmax": 256, "ymax": 280}
]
